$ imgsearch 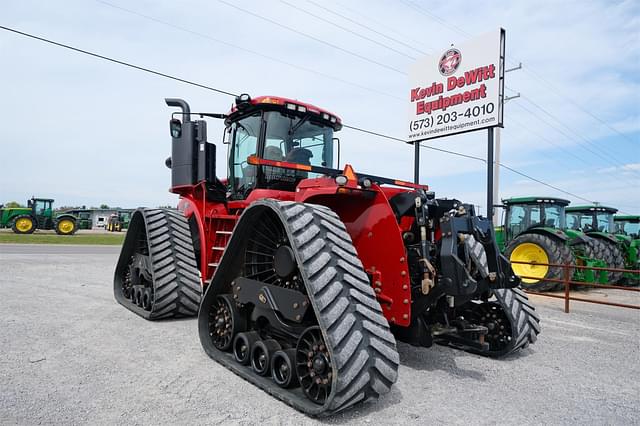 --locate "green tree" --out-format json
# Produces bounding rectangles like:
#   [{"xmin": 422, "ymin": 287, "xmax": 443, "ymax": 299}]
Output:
[
  {"xmin": 99, "ymin": 204, "xmax": 110, "ymax": 209},
  {"xmin": 4, "ymin": 201, "xmax": 24, "ymax": 208}
]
